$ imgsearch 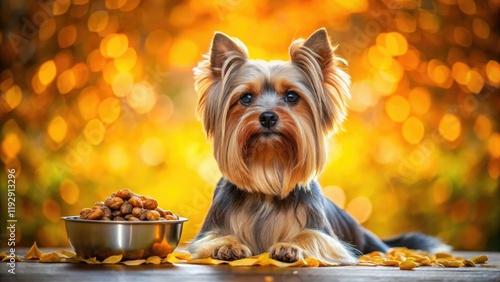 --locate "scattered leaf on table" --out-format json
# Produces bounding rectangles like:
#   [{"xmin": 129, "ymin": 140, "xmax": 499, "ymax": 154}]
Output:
[
  {"xmin": 1, "ymin": 254, "xmax": 22, "ymax": 262},
  {"xmin": 77, "ymin": 256, "xmax": 102, "ymax": 264},
  {"xmin": 122, "ymin": 259, "xmax": 146, "ymax": 266},
  {"xmin": 171, "ymin": 252, "xmax": 192, "ymax": 260},
  {"xmin": 399, "ymin": 260, "xmax": 418, "ymax": 270},
  {"xmin": 435, "ymin": 252, "xmax": 453, "ymax": 259},
  {"xmin": 146, "ymin": 256, "xmax": 161, "ymax": 264},
  {"xmin": 102, "ymin": 255, "xmax": 123, "ymax": 264},
  {"xmin": 187, "ymin": 257, "xmax": 228, "ymax": 265},
  {"xmin": 229, "ymin": 257, "xmax": 259, "ymax": 266},
  {"xmin": 356, "ymin": 261, "xmax": 378, "ymax": 267},
  {"xmin": 24, "ymin": 242, "xmax": 42, "ymax": 260},
  {"xmin": 39, "ymin": 252, "xmax": 62, "ymax": 263},
  {"xmin": 57, "ymin": 250, "xmax": 77, "ymax": 259},
  {"xmin": 164, "ymin": 253, "xmax": 182, "ymax": 263},
  {"xmin": 471, "ymin": 255, "xmax": 488, "ymax": 264},
  {"xmin": 303, "ymin": 257, "xmax": 322, "ymax": 267}
]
